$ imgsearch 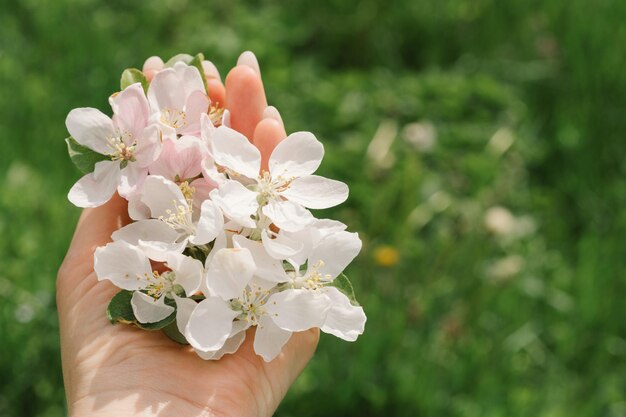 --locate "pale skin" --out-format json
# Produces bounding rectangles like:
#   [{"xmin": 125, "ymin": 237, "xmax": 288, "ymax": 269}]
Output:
[{"xmin": 57, "ymin": 53, "xmax": 319, "ymax": 417}]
